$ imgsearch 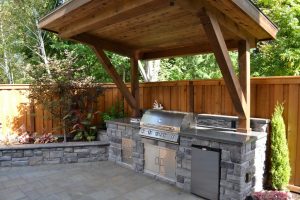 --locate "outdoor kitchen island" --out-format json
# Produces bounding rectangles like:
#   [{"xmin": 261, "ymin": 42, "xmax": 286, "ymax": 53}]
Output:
[{"xmin": 105, "ymin": 110, "xmax": 269, "ymax": 200}]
